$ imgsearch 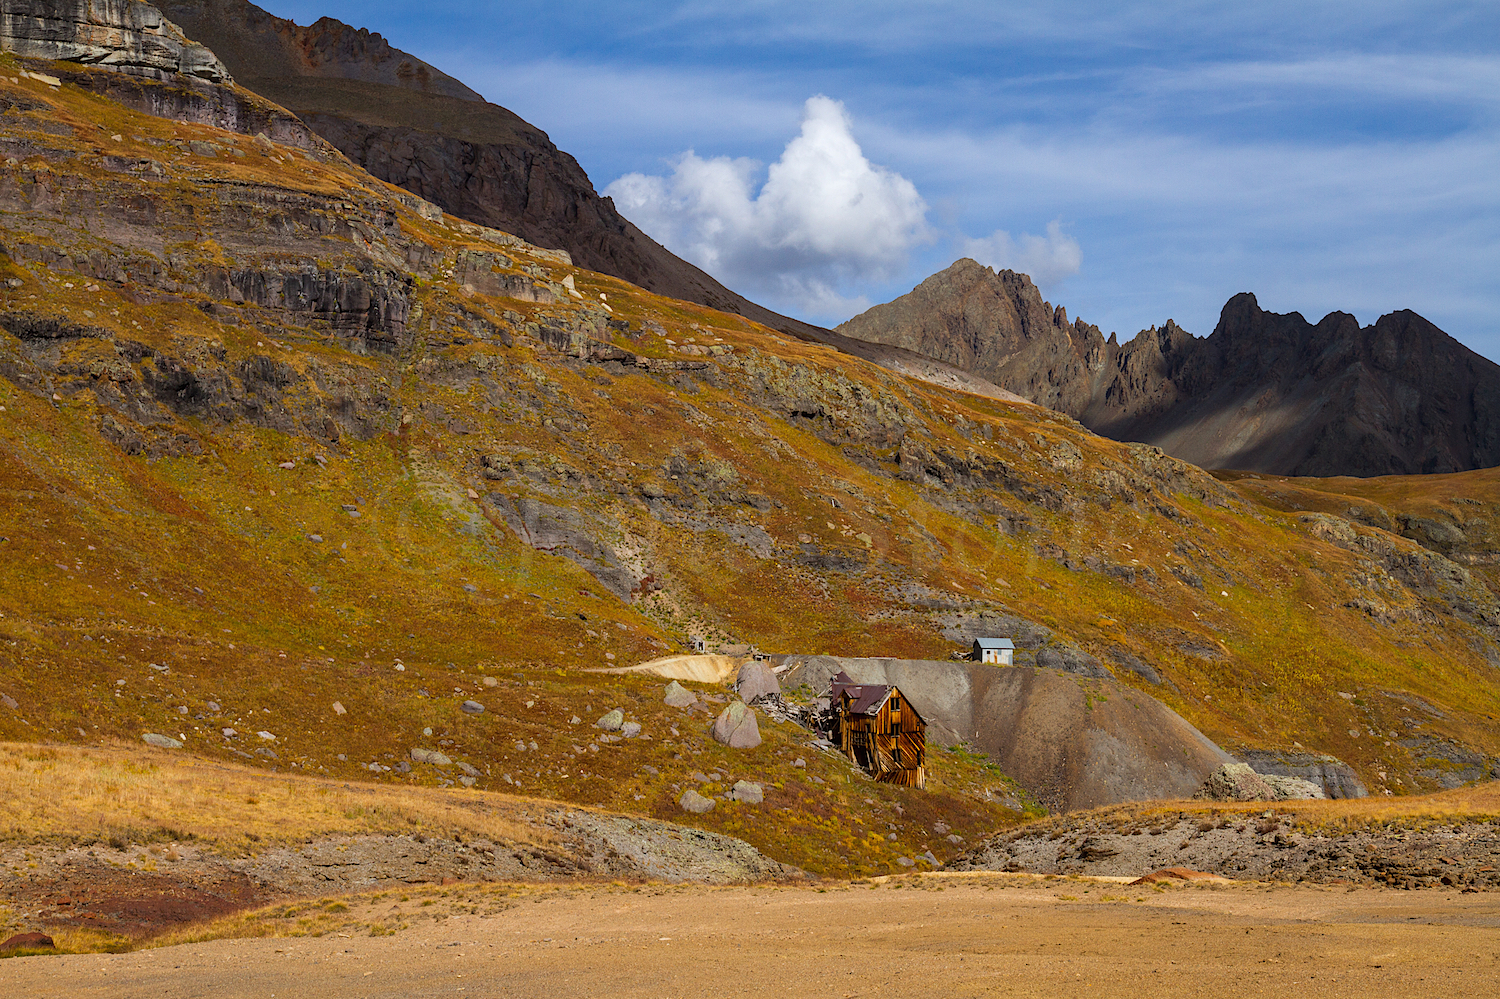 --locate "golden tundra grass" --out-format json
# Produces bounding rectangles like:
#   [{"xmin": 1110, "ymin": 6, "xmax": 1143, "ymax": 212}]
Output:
[
  {"xmin": 4, "ymin": 62, "xmax": 1500, "ymax": 883},
  {"xmin": 0, "ymin": 740, "xmax": 556, "ymax": 854},
  {"xmin": 144, "ymin": 881, "xmax": 585, "ymax": 951},
  {"xmin": 1011, "ymin": 780, "xmax": 1500, "ymax": 839}
]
